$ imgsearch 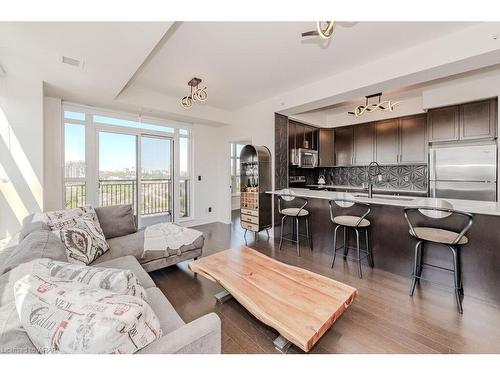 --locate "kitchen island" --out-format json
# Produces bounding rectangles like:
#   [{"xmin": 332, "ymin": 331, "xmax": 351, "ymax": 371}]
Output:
[{"xmin": 268, "ymin": 188, "xmax": 500, "ymax": 305}]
